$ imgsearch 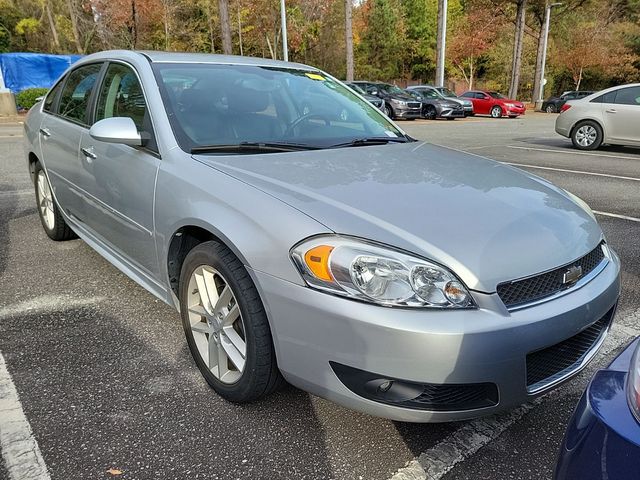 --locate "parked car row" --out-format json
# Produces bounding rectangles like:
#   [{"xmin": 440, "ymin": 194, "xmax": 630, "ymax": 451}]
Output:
[{"xmin": 346, "ymin": 80, "xmax": 530, "ymax": 120}]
